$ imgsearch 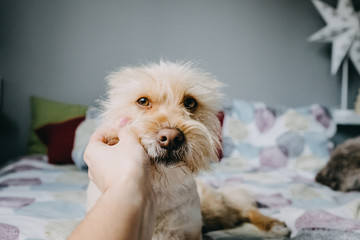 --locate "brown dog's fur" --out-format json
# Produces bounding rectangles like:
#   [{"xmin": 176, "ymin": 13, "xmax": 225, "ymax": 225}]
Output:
[
  {"xmin": 316, "ymin": 136, "xmax": 360, "ymax": 192},
  {"xmin": 197, "ymin": 180, "xmax": 289, "ymax": 236}
]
